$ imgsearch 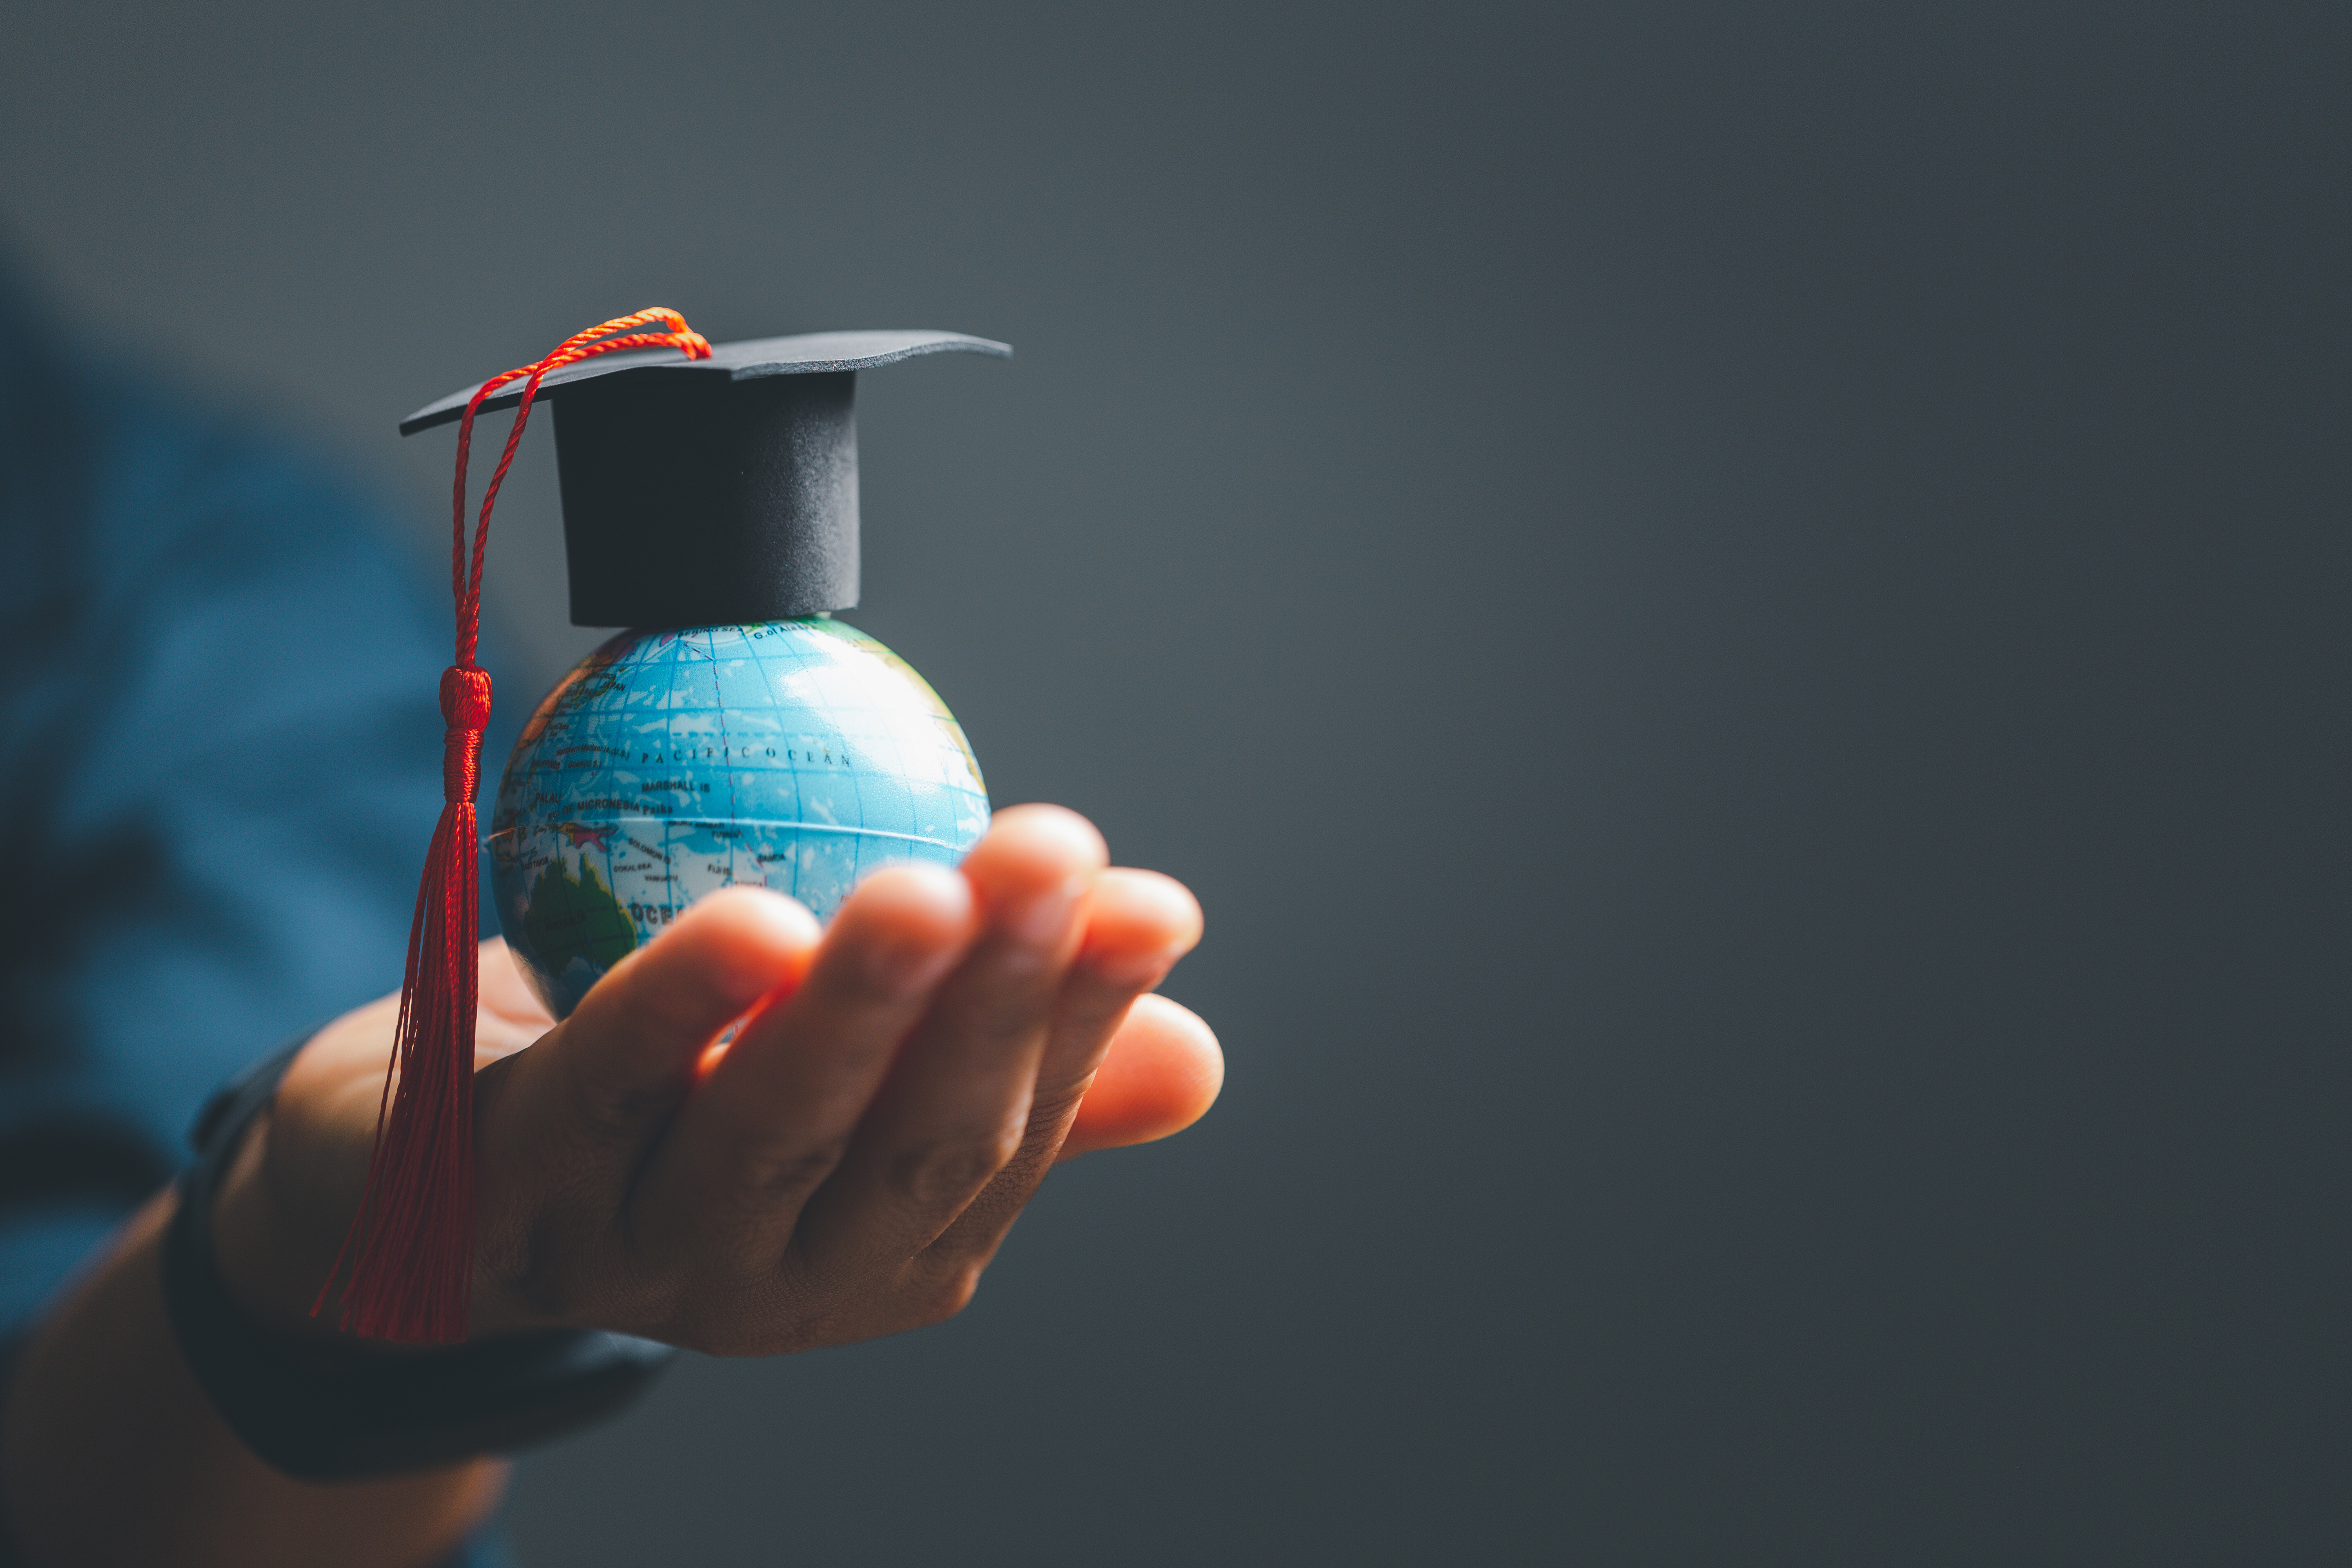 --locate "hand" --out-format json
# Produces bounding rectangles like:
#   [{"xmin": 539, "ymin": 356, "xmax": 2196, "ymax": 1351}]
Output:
[{"xmin": 213, "ymin": 805, "xmax": 1222, "ymax": 1351}]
